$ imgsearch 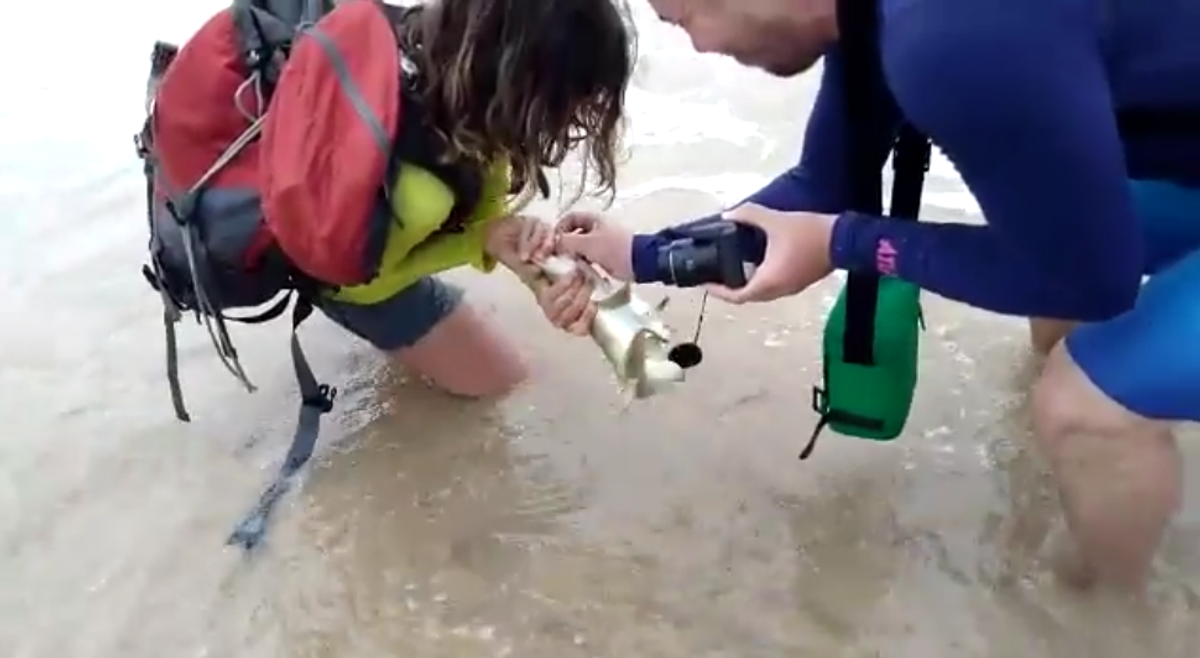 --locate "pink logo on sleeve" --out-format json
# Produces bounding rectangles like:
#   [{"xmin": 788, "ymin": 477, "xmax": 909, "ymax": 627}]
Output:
[{"xmin": 874, "ymin": 238, "xmax": 898, "ymax": 275}]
